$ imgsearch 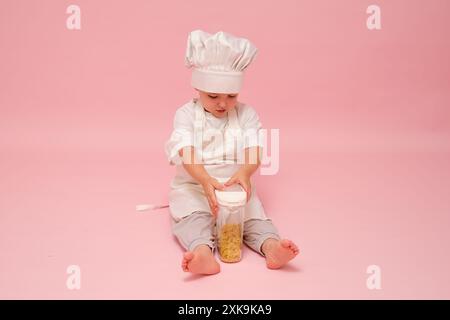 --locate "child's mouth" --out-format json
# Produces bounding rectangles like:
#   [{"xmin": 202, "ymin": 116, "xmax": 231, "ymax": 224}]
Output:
[{"xmin": 216, "ymin": 109, "xmax": 226, "ymax": 114}]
